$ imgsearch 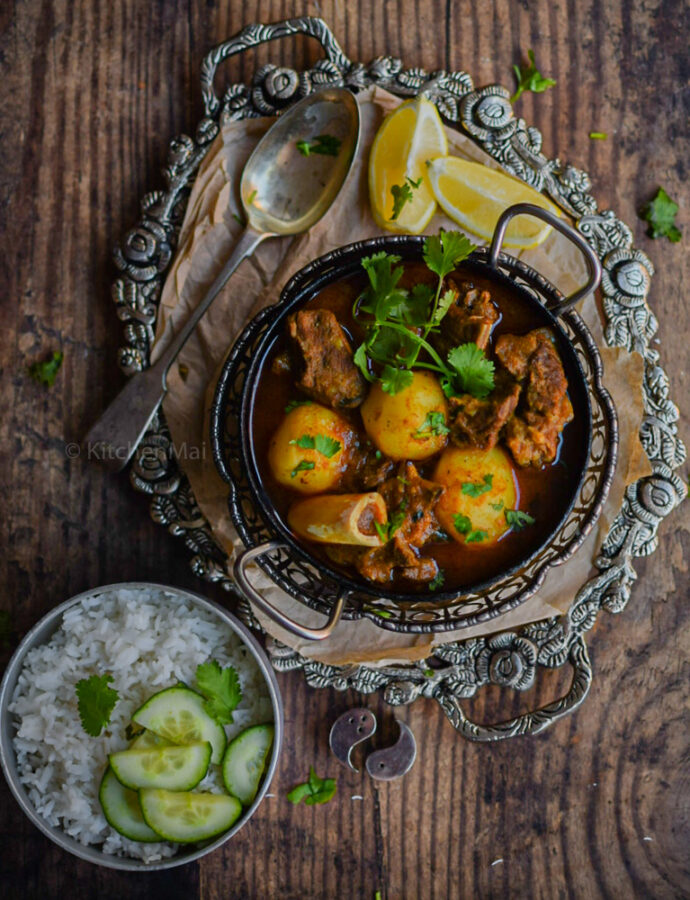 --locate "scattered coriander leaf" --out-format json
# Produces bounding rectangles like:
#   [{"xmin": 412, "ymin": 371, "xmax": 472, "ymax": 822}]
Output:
[
  {"xmin": 290, "ymin": 460, "xmax": 315, "ymax": 478},
  {"xmin": 388, "ymin": 508, "xmax": 406, "ymax": 538},
  {"xmin": 0, "ymin": 610, "xmax": 12, "ymax": 649},
  {"xmin": 433, "ymin": 288, "xmax": 457, "ymax": 326},
  {"xmin": 639, "ymin": 187, "xmax": 681, "ymax": 242},
  {"xmin": 445, "ymin": 343, "xmax": 495, "ymax": 398},
  {"xmin": 465, "ymin": 529, "xmax": 488, "ymax": 543},
  {"xmin": 428, "ymin": 571, "xmax": 445, "ymax": 592},
  {"xmin": 423, "ymin": 232, "xmax": 475, "ymax": 281},
  {"xmin": 364, "ymin": 604, "xmax": 393, "ymax": 619},
  {"xmin": 390, "ymin": 176, "xmax": 423, "ymax": 220},
  {"xmin": 413, "ymin": 411, "xmax": 450, "ymax": 439},
  {"xmin": 374, "ymin": 521, "xmax": 388, "ymax": 542},
  {"xmin": 287, "ymin": 766, "xmax": 337, "ymax": 805},
  {"xmin": 423, "ymin": 669, "xmax": 435, "ymax": 677},
  {"xmin": 490, "ymin": 499, "xmax": 504, "ymax": 512},
  {"xmin": 380, "ymin": 364, "xmax": 414, "ymax": 395},
  {"xmin": 460, "ymin": 473, "xmax": 494, "ymax": 497},
  {"xmin": 314, "ymin": 434, "xmax": 341, "ymax": 458},
  {"xmin": 511, "ymin": 49, "xmax": 556, "ymax": 103},
  {"xmin": 246, "ymin": 189, "xmax": 257, "ymax": 205},
  {"xmin": 589, "ymin": 131, "xmax": 608, "ymax": 140},
  {"xmin": 196, "ymin": 660, "xmax": 242, "ymax": 725},
  {"xmin": 453, "ymin": 513, "xmax": 472, "ymax": 535},
  {"xmin": 28, "ymin": 350, "xmax": 63, "ymax": 388},
  {"xmin": 505, "ymin": 509, "xmax": 536, "ymax": 530},
  {"xmin": 374, "ymin": 450, "xmax": 382, "ymax": 460},
  {"xmin": 285, "ymin": 399, "xmax": 312, "ymax": 413},
  {"xmin": 290, "ymin": 434, "xmax": 316, "ymax": 449},
  {"xmin": 75, "ymin": 673, "xmax": 119, "ymax": 737},
  {"xmin": 296, "ymin": 134, "xmax": 342, "ymax": 157}
]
